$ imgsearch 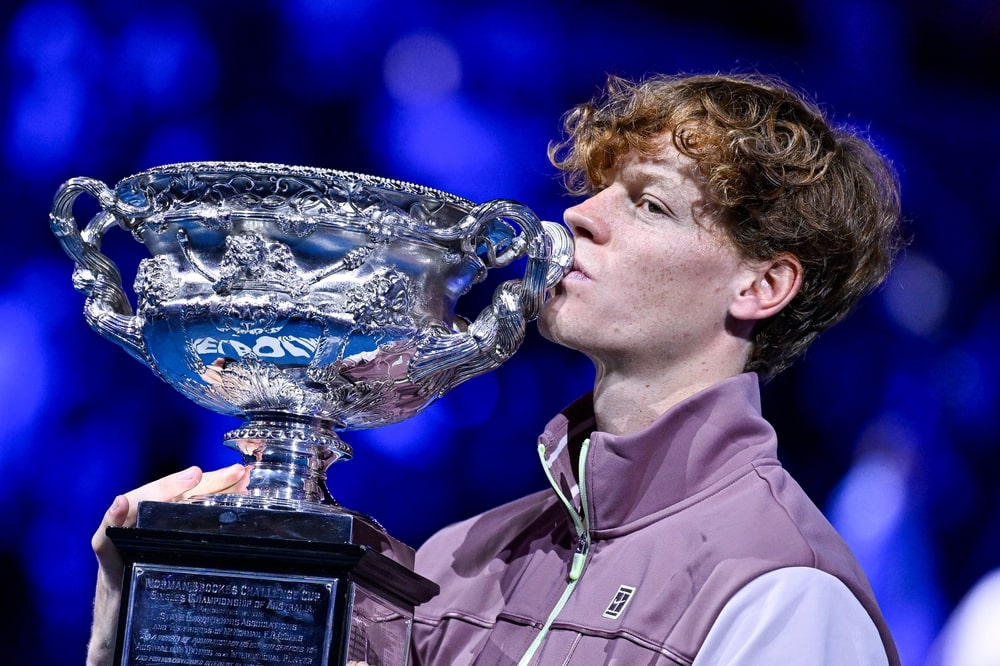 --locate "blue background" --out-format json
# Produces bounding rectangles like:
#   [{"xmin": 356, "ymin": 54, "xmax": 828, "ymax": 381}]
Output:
[{"xmin": 2, "ymin": 0, "xmax": 998, "ymax": 663}]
